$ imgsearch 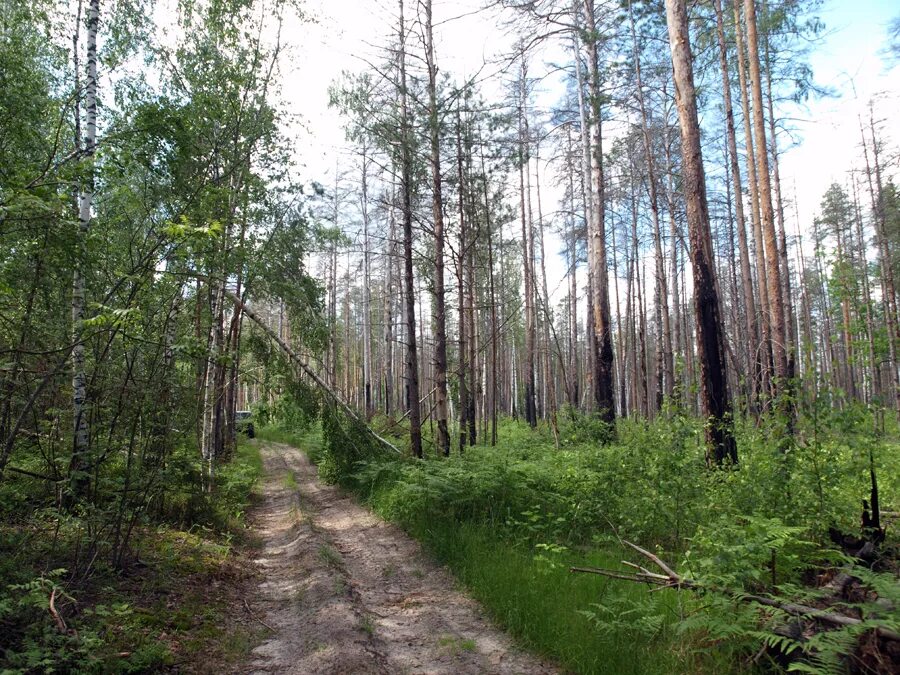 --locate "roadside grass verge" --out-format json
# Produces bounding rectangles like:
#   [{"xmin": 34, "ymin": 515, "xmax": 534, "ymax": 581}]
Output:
[
  {"xmin": 257, "ymin": 424, "xmax": 325, "ymax": 462},
  {"xmin": 263, "ymin": 421, "xmax": 735, "ymax": 674},
  {"xmin": 409, "ymin": 520, "xmax": 730, "ymax": 674}
]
